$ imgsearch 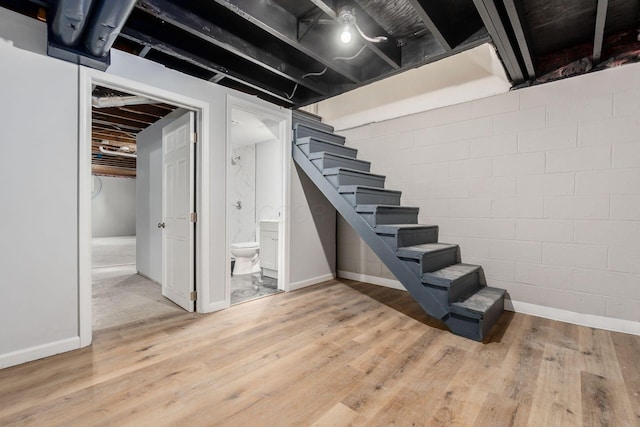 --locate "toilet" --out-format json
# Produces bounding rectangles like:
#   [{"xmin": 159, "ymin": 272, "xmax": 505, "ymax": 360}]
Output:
[{"xmin": 230, "ymin": 241, "xmax": 260, "ymax": 275}]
